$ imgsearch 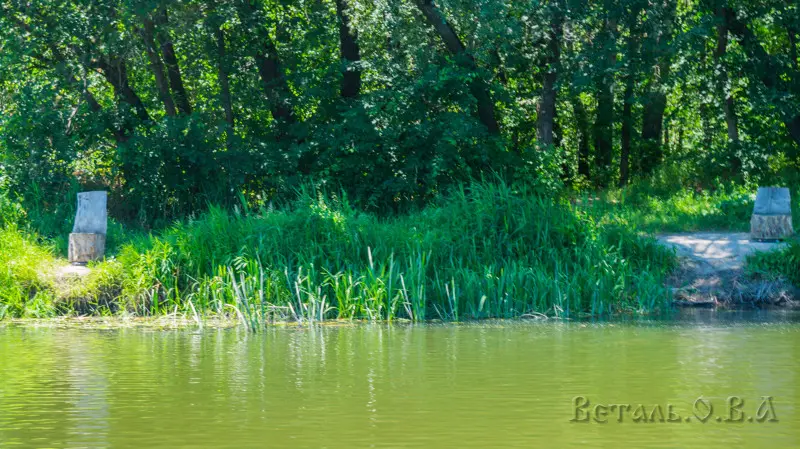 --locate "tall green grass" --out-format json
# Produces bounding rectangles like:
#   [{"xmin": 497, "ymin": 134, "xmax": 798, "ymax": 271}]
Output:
[
  {"xmin": 0, "ymin": 226, "xmax": 58, "ymax": 319},
  {"xmin": 589, "ymin": 163, "xmax": 798, "ymax": 234},
  {"xmin": 1, "ymin": 180, "xmax": 678, "ymax": 327},
  {"xmin": 747, "ymin": 239, "xmax": 800, "ymax": 285},
  {"xmin": 100, "ymin": 180, "xmax": 677, "ymax": 326}
]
